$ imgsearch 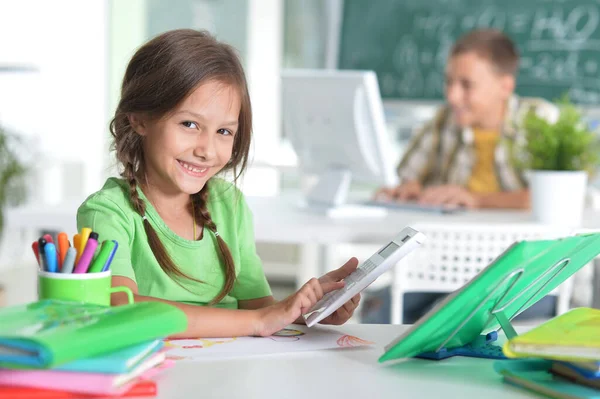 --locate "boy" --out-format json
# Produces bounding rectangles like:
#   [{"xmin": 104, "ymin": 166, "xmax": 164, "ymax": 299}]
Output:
[
  {"xmin": 378, "ymin": 29, "xmax": 558, "ymax": 209},
  {"xmin": 364, "ymin": 29, "xmax": 559, "ymax": 325}
]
